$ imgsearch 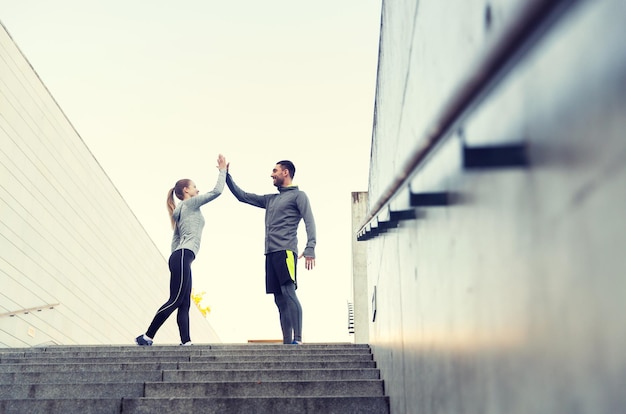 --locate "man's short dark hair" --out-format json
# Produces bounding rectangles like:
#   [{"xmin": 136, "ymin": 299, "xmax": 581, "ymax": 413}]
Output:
[{"xmin": 277, "ymin": 160, "xmax": 296, "ymax": 178}]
